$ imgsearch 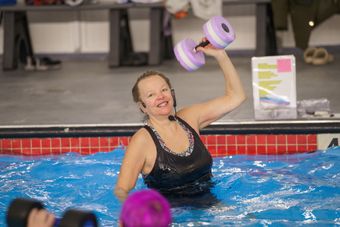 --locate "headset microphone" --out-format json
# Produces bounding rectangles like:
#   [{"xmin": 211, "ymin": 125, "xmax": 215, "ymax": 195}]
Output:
[
  {"xmin": 168, "ymin": 115, "xmax": 176, "ymax": 121},
  {"xmin": 171, "ymin": 89, "xmax": 177, "ymax": 108}
]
